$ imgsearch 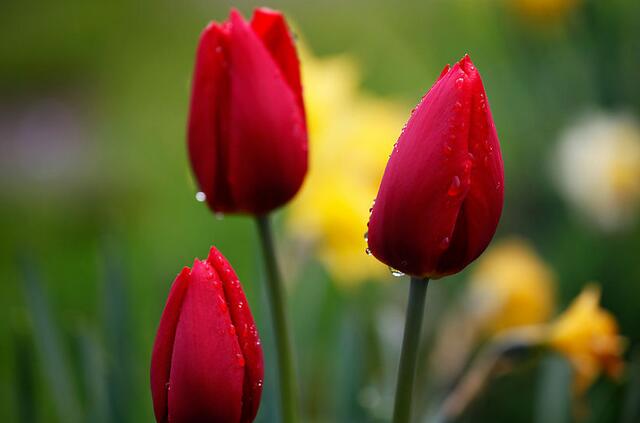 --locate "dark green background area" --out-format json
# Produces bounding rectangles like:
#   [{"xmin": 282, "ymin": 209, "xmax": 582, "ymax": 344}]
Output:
[{"xmin": 1, "ymin": 0, "xmax": 640, "ymax": 422}]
